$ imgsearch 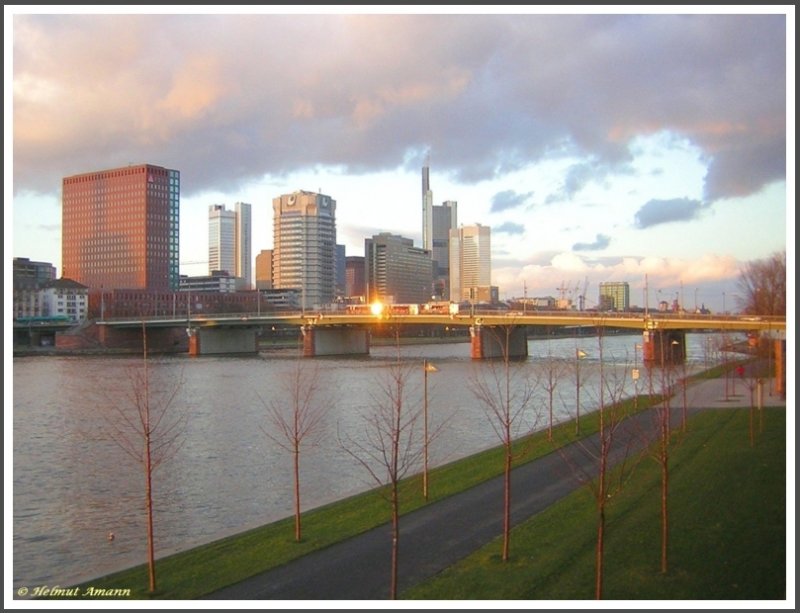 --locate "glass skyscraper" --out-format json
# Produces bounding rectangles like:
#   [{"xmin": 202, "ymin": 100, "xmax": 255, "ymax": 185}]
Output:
[{"xmin": 208, "ymin": 202, "xmax": 252, "ymax": 288}]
